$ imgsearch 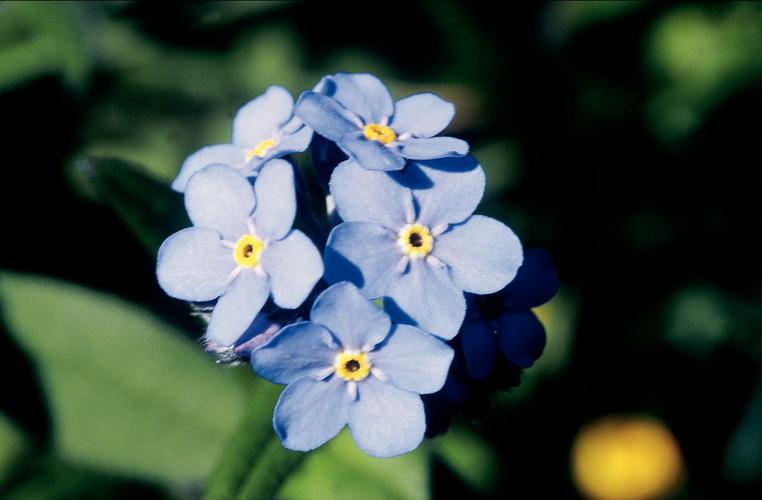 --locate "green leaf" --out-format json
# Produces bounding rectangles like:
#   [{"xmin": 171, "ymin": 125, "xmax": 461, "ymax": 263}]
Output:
[
  {"xmin": 71, "ymin": 157, "xmax": 188, "ymax": 254},
  {"xmin": 279, "ymin": 430, "xmax": 429, "ymax": 500},
  {"xmin": 0, "ymin": 272, "xmax": 246, "ymax": 484},
  {"xmin": 430, "ymin": 425, "xmax": 499, "ymax": 494},
  {"xmin": 0, "ymin": 413, "xmax": 27, "ymax": 486}
]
